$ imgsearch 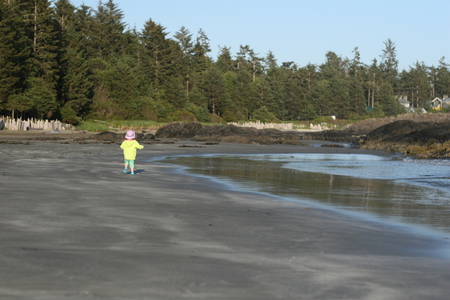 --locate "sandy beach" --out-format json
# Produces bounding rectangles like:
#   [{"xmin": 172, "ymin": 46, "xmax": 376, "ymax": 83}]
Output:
[{"xmin": 1, "ymin": 131, "xmax": 450, "ymax": 299}]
